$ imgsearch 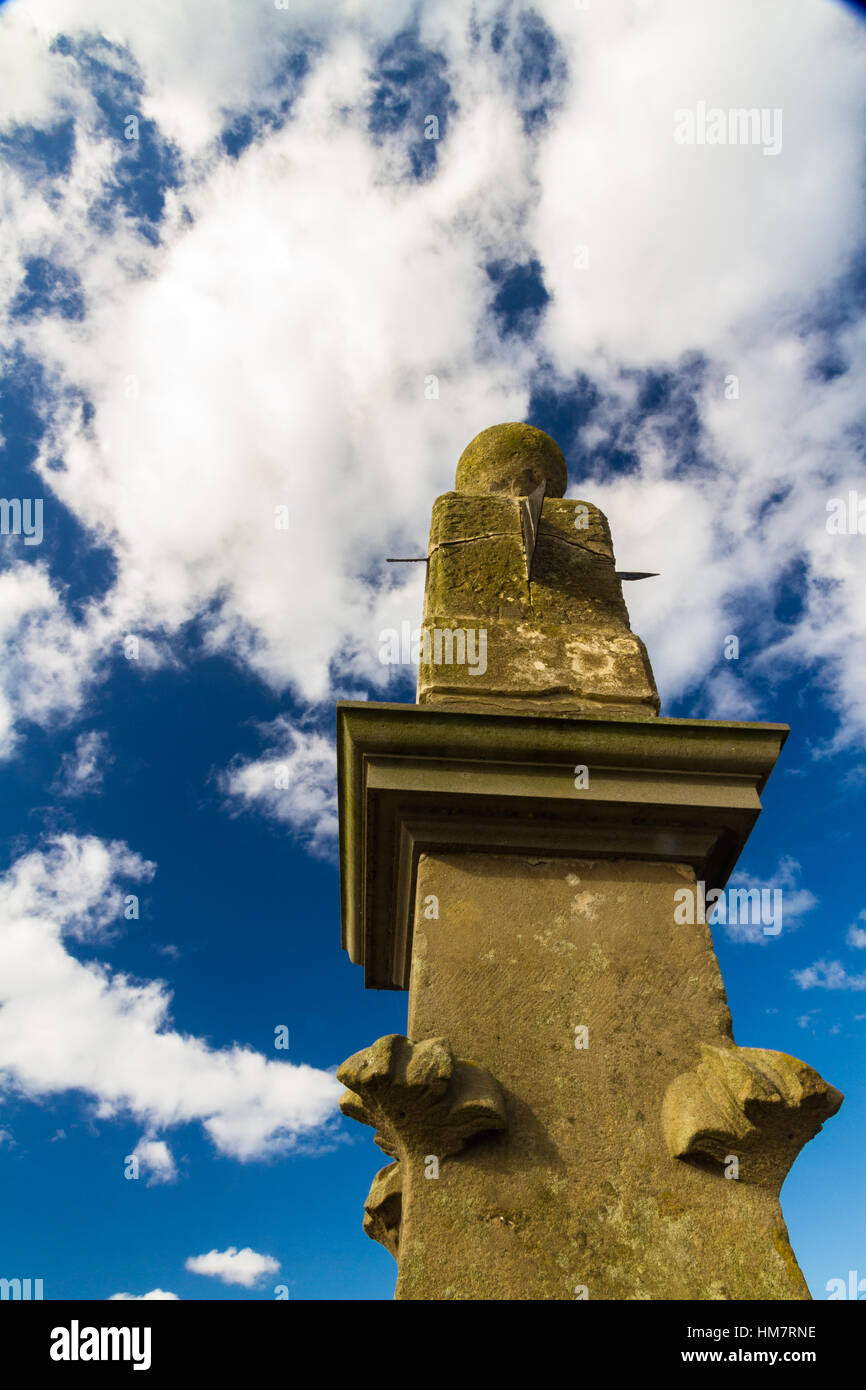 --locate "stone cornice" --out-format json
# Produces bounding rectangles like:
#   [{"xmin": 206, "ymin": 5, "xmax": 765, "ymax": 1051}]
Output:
[{"xmin": 337, "ymin": 701, "xmax": 788, "ymax": 990}]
